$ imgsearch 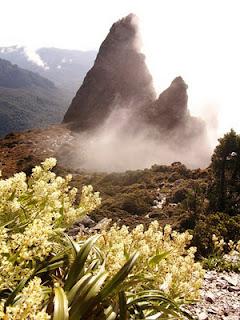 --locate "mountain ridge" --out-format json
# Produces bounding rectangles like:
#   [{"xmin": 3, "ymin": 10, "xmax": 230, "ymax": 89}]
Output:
[
  {"xmin": 0, "ymin": 46, "xmax": 97, "ymax": 93},
  {"xmin": 0, "ymin": 58, "xmax": 69, "ymax": 137},
  {"xmin": 0, "ymin": 58, "xmax": 55, "ymax": 89}
]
